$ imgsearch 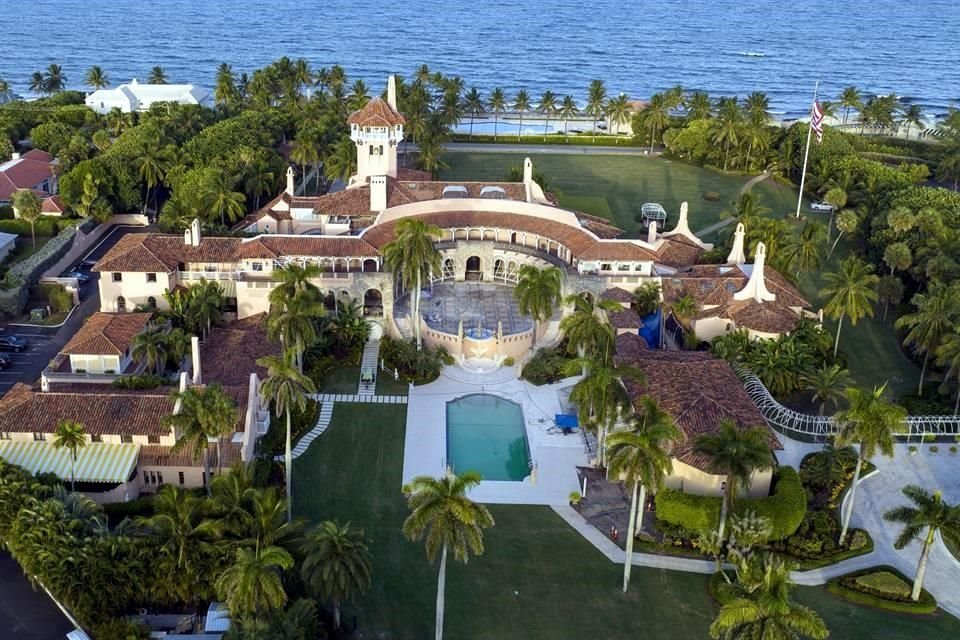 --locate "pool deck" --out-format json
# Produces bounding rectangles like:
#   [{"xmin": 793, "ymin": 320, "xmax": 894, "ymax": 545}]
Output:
[{"xmin": 403, "ymin": 365, "xmax": 589, "ymax": 505}]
